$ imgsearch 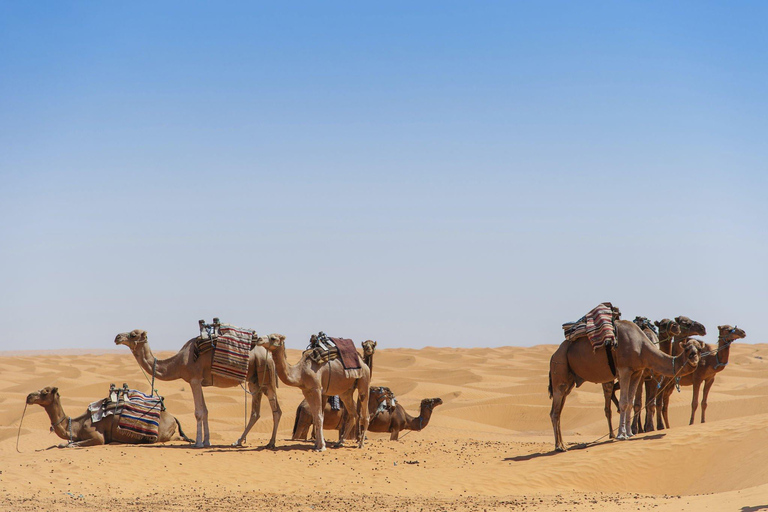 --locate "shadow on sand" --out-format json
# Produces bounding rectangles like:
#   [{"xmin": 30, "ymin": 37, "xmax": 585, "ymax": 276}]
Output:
[{"xmin": 504, "ymin": 433, "xmax": 666, "ymax": 462}]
